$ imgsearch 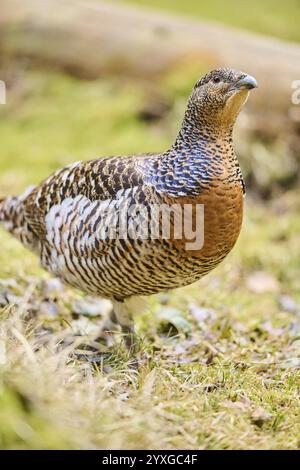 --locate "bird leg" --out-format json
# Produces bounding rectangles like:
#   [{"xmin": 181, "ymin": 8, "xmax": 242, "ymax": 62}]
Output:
[
  {"xmin": 121, "ymin": 325, "xmax": 137, "ymax": 353},
  {"xmin": 113, "ymin": 299, "xmax": 138, "ymax": 354},
  {"xmin": 93, "ymin": 308, "xmax": 119, "ymax": 348}
]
